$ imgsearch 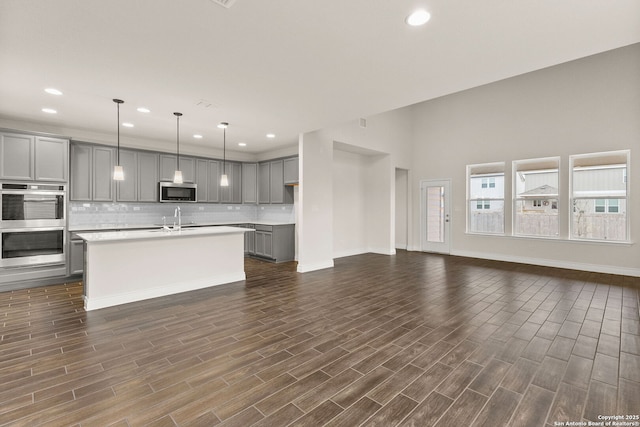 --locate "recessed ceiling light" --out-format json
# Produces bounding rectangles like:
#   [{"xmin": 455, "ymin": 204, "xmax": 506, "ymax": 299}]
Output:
[
  {"xmin": 42, "ymin": 108, "xmax": 57, "ymax": 114},
  {"xmin": 44, "ymin": 88, "xmax": 63, "ymax": 96},
  {"xmin": 266, "ymin": 133, "xmax": 275, "ymax": 139},
  {"xmin": 238, "ymin": 142, "xmax": 247, "ymax": 147},
  {"xmin": 406, "ymin": 9, "xmax": 431, "ymax": 26},
  {"xmin": 122, "ymin": 122, "xmax": 134, "ymax": 128},
  {"xmin": 137, "ymin": 107, "xmax": 150, "ymax": 113},
  {"xmin": 193, "ymin": 134, "xmax": 203, "ymax": 139}
]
